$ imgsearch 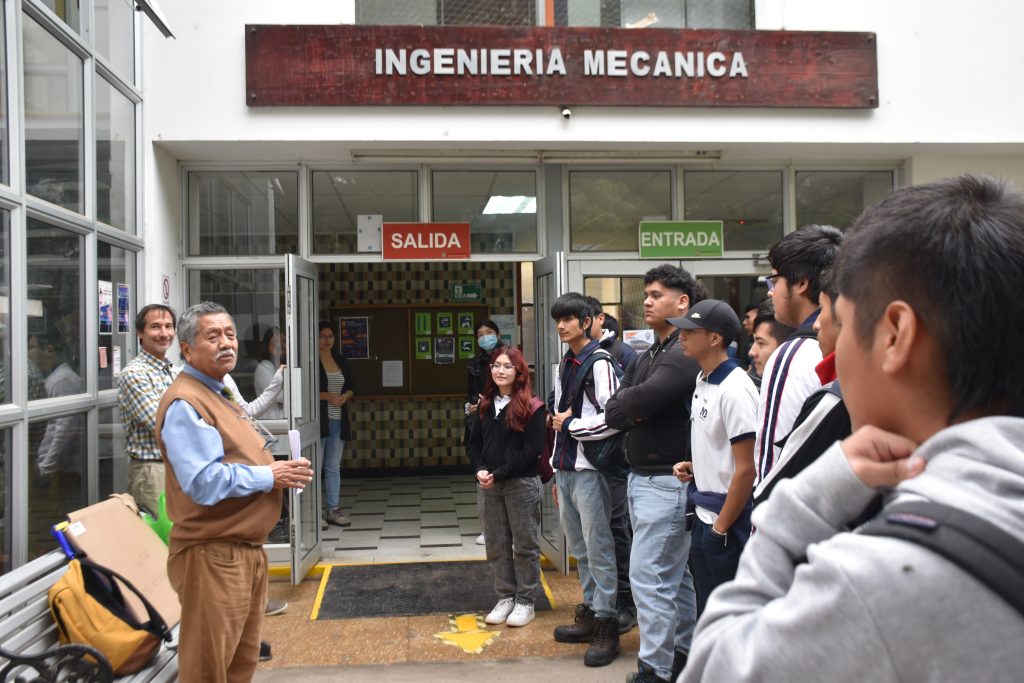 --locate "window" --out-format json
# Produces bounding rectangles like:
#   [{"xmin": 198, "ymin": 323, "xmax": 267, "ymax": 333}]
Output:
[
  {"xmin": 95, "ymin": 0, "xmax": 135, "ymax": 81},
  {"xmin": 27, "ymin": 220, "xmax": 86, "ymax": 399},
  {"xmin": 0, "ymin": 428, "xmax": 10, "ymax": 575},
  {"xmin": 29, "ymin": 411, "xmax": 88, "ymax": 561},
  {"xmin": 23, "ymin": 12, "xmax": 84, "ymax": 213},
  {"xmin": 555, "ymin": 0, "xmax": 753, "ymax": 28},
  {"xmin": 311, "ymin": 170, "xmax": 418, "ymax": 254},
  {"xmin": 96, "ymin": 77, "xmax": 136, "ymax": 231},
  {"xmin": 570, "ymin": 170, "xmax": 672, "ymax": 252},
  {"xmin": 98, "ymin": 406, "xmax": 126, "ymax": 500},
  {"xmin": 684, "ymin": 170, "xmax": 783, "ymax": 251},
  {"xmin": 38, "ymin": 0, "xmax": 81, "ymax": 33},
  {"xmin": 188, "ymin": 172, "xmax": 299, "ymax": 256},
  {"xmin": 795, "ymin": 171, "xmax": 894, "ymax": 231},
  {"xmin": 584, "ymin": 276, "xmax": 646, "ymax": 332},
  {"xmin": 0, "ymin": 210, "xmax": 9, "ymax": 405},
  {"xmin": 356, "ymin": 0, "xmax": 536, "ymax": 26},
  {"xmin": 98, "ymin": 241, "xmax": 134, "ymax": 391},
  {"xmin": 432, "ymin": 170, "xmax": 538, "ymax": 254},
  {"xmin": 0, "ymin": 8, "xmax": 9, "ymax": 185}
]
